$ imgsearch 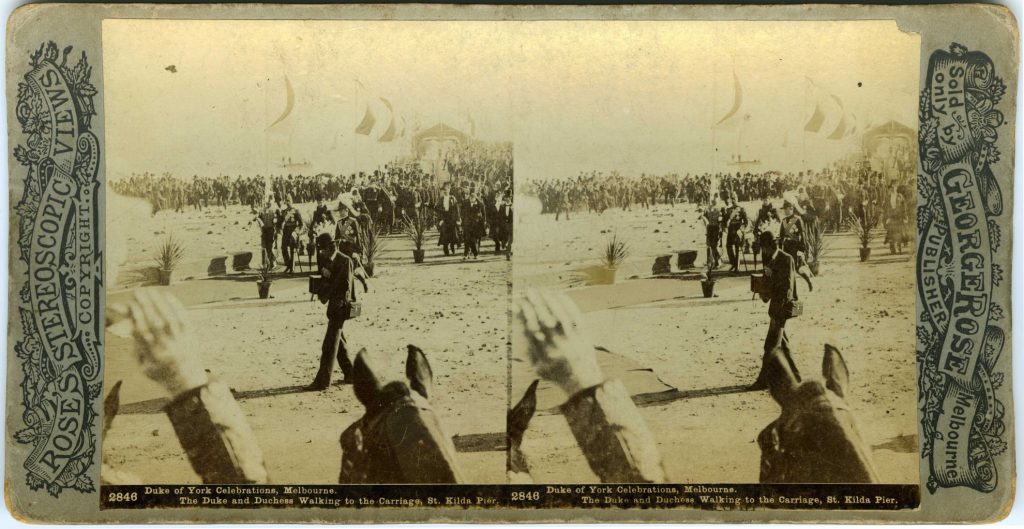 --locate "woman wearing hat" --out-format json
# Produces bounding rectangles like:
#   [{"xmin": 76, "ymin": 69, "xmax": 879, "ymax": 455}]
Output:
[{"xmin": 779, "ymin": 197, "xmax": 813, "ymax": 291}]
